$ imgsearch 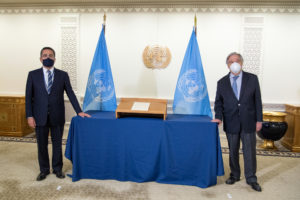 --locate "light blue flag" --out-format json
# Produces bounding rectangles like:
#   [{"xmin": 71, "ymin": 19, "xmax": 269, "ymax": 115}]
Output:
[
  {"xmin": 173, "ymin": 28, "xmax": 212, "ymax": 118},
  {"xmin": 83, "ymin": 25, "xmax": 117, "ymax": 112}
]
